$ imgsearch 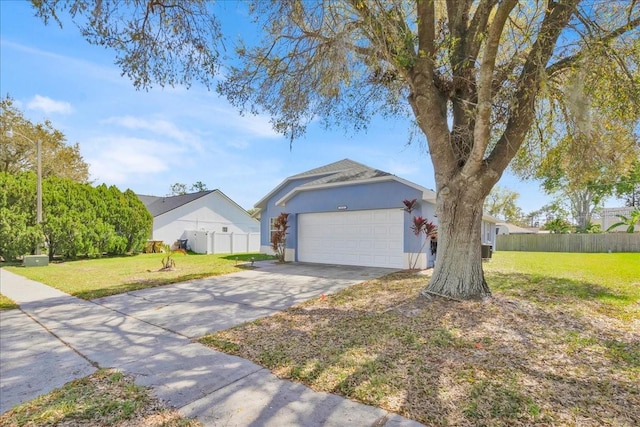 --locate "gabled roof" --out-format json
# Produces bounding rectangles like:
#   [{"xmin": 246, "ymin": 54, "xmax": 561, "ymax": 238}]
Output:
[
  {"xmin": 289, "ymin": 158, "xmax": 373, "ymax": 179},
  {"xmin": 137, "ymin": 191, "xmax": 216, "ymax": 217},
  {"xmin": 482, "ymin": 214, "xmax": 502, "ymax": 224},
  {"xmin": 254, "ymin": 158, "xmax": 436, "ymax": 209}
]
